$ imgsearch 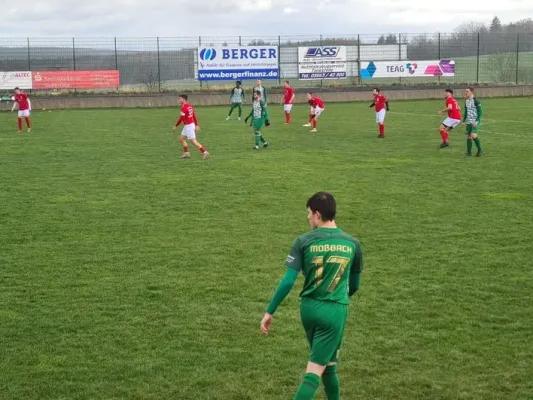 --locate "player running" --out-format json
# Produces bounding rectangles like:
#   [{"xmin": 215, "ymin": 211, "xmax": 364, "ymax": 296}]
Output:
[
  {"xmin": 303, "ymin": 93, "xmax": 325, "ymax": 132},
  {"xmin": 283, "ymin": 80, "xmax": 295, "ymax": 124},
  {"xmin": 437, "ymin": 89, "xmax": 462, "ymax": 148},
  {"xmin": 226, "ymin": 81, "xmax": 245, "ymax": 121},
  {"xmin": 12, "ymin": 87, "xmax": 31, "ymax": 133},
  {"xmin": 252, "ymin": 79, "xmax": 267, "ymax": 104},
  {"xmin": 245, "ymin": 91, "xmax": 270, "ymax": 150},
  {"xmin": 369, "ymin": 88, "xmax": 389, "ymax": 138},
  {"xmin": 173, "ymin": 94, "xmax": 209, "ymax": 159},
  {"xmin": 462, "ymin": 87, "xmax": 483, "ymax": 157},
  {"xmin": 261, "ymin": 192, "xmax": 363, "ymax": 400}
]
